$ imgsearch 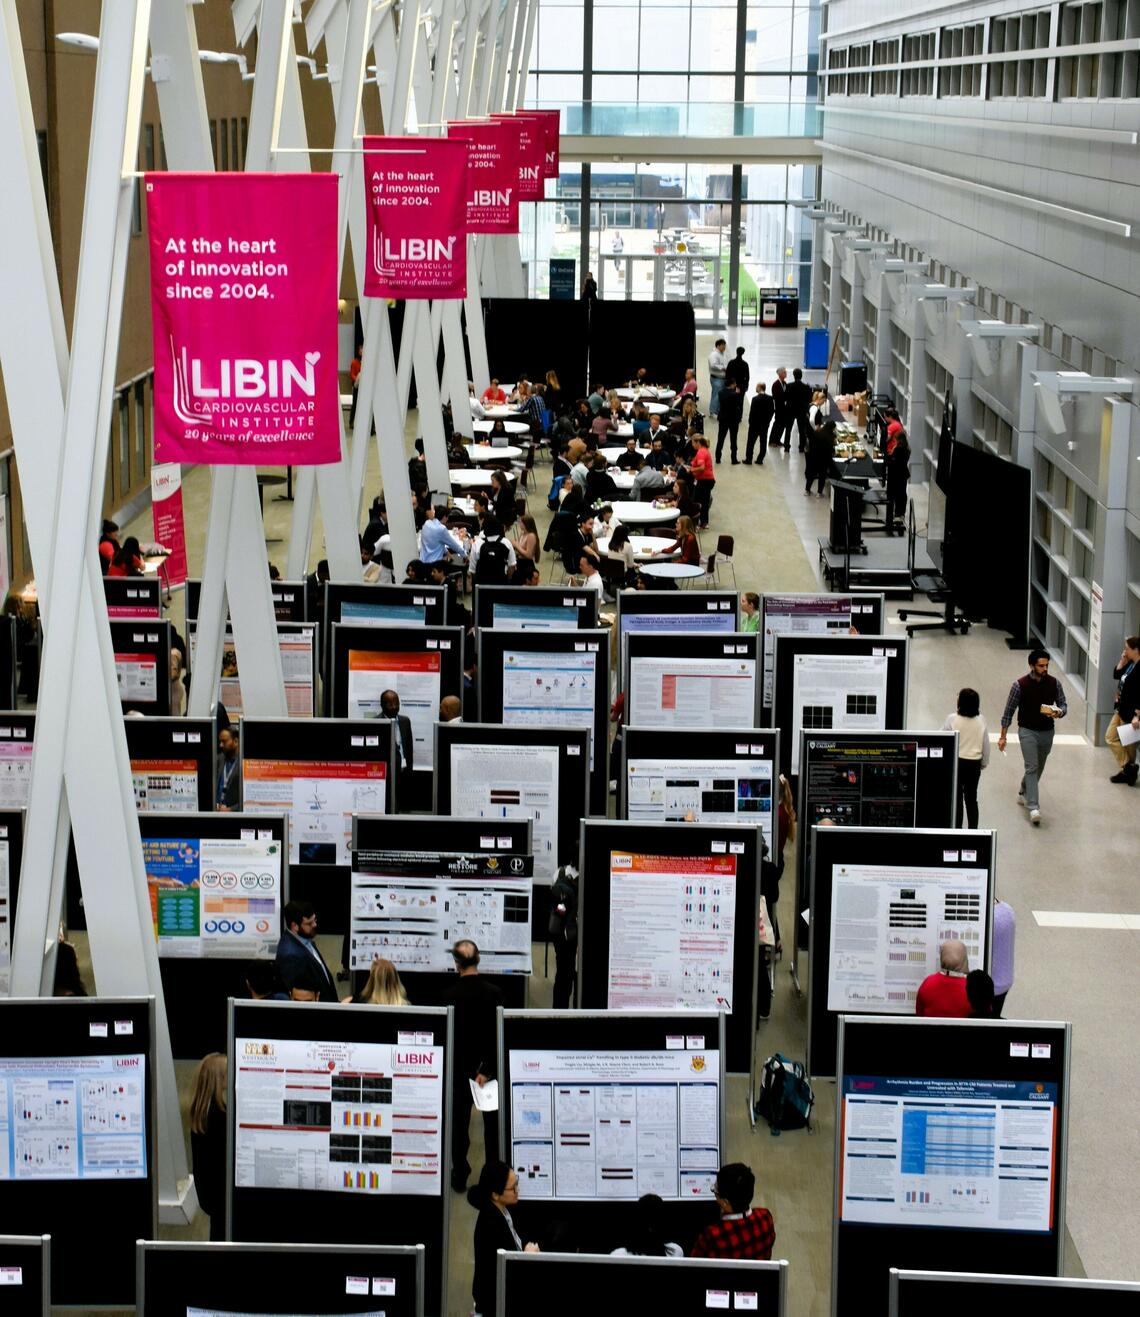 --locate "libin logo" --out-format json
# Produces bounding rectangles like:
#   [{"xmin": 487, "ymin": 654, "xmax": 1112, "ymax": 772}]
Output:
[
  {"xmin": 113, "ymin": 1056, "xmax": 141, "ymax": 1069},
  {"xmin": 394, "ymin": 1050, "xmax": 436, "ymax": 1072},
  {"xmin": 171, "ymin": 337, "xmax": 319, "ymax": 427},
  {"xmin": 473, "ymin": 188, "xmax": 512, "ymax": 207},
  {"xmin": 372, "ymin": 232, "xmax": 457, "ymax": 274},
  {"xmin": 690, "ymin": 1056, "xmax": 706, "ymax": 1074}
]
